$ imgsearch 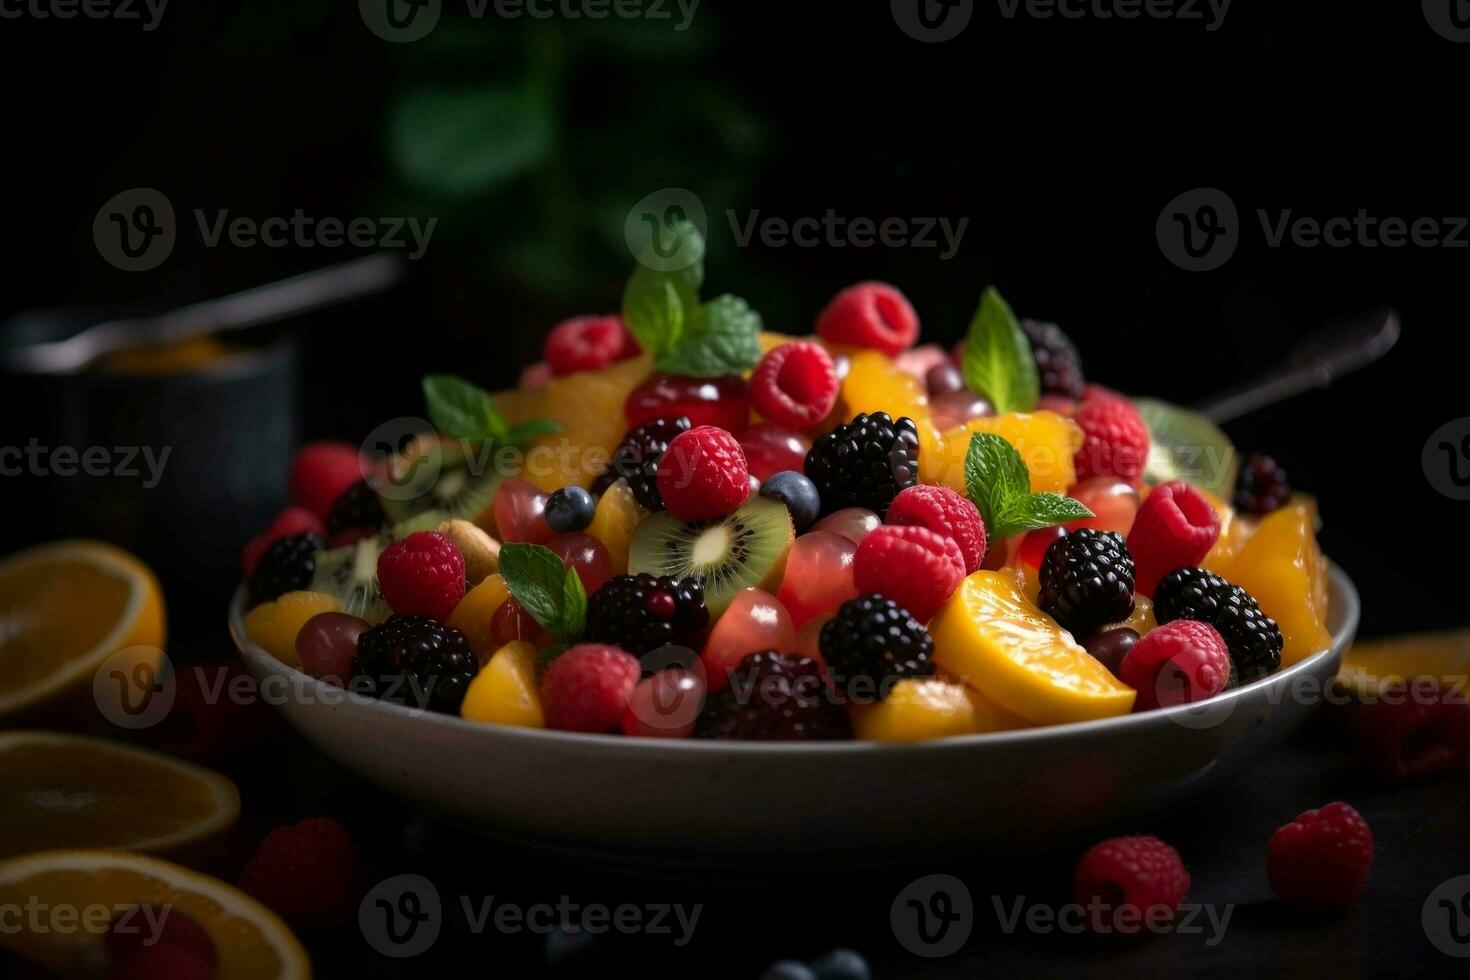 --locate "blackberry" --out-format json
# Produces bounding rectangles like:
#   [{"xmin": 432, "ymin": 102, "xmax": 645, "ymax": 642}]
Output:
[
  {"xmin": 325, "ymin": 479, "xmax": 386, "ymax": 537},
  {"xmin": 584, "ymin": 573, "xmax": 709, "ymax": 657},
  {"xmin": 352, "ymin": 614, "xmax": 479, "ymax": 714},
  {"xmin": 1234, "ymin": 454, "xmax": 1291, "ymax": 515},
  {"xmin": 1020, "ymin": 319, "xmax": 1085, "ymax": 399},
  {"xmin": 593, "ymin": 416, "xmax": 692, "ymax": 512},
  {"xmin": 1153, "ymin": 567, "xmax": 1283, "ymax": 682},
  {"xmin": 804, "ymin": 412, "xmax": 919, "ymax": 518},
  {"xmin": 249, "ymin": 532, "xmax": 325, "ymax": 604},
  {"xmin": 820, "ymin": 594, "xmax": 935, "ymax": 702},
  {"xmin": 694, "ymin": 652, "xmax": 850, "ymax": 740},
  {"xmin": 1037, "ymin": 529, "xmax": 1136, "ymax": 635}
]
